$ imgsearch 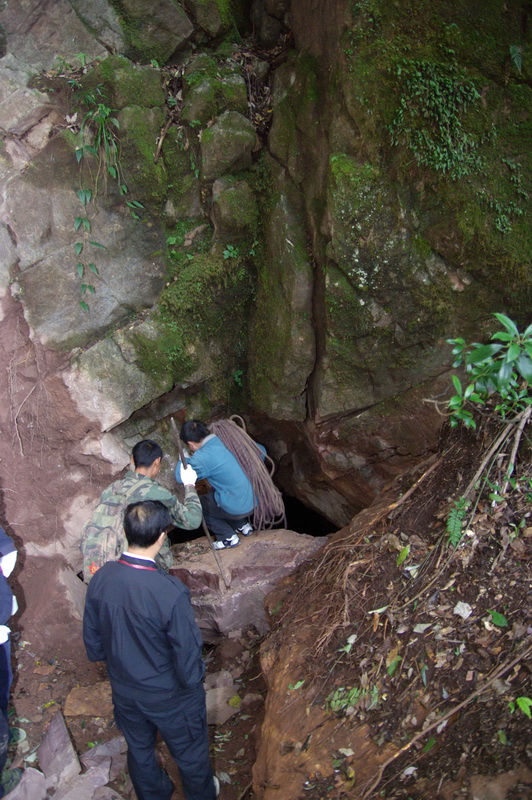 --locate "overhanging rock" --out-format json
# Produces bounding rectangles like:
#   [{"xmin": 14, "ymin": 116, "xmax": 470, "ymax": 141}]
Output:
[{"xmin": 171, "ymin": 529, "xmax": 326, "ymax": 643}]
